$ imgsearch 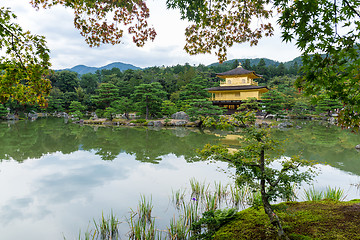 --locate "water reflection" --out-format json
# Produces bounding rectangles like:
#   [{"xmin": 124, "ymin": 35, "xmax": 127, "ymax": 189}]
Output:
[
  {"xmin": 0, "ymin": 118, "xmax": 360, "ymax": 240},
  {"xmin": 0, "ymin": 118, "xmax": 219, "ymax": 163},
  {"xmin": 218, "ymin": 121, "xmax": 360, "ymax": 176}
]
